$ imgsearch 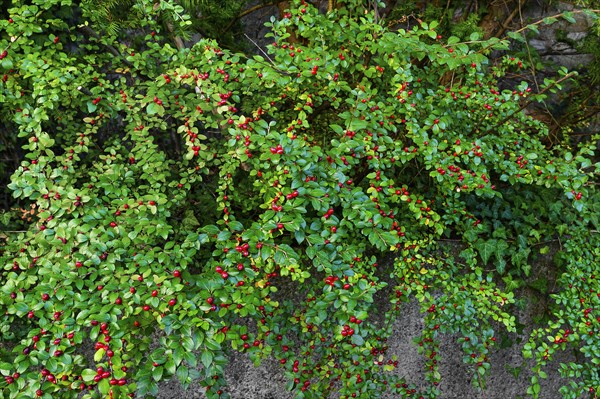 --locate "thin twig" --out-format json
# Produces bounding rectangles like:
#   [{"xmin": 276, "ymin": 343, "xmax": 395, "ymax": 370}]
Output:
[
  {"xmin": 505, "ymin": 9, "xmax": 600, "ymax": 40},
  {"xmin": 152, "ymin": 2, "xmax": 185, "ymax": 50},
  {"xmin": 78, "ymin": 25, "xmax": 134, "ymax": 67},
  {"xmin": 244, "ymin": 33, "xmax": 276, "ymax": 66},
  {"xmin": 518, "ymin": 0, "xmax": 541, "ymax": 93},
  {"xmin": 380, "ymin": 0, "xmax": 398, "ymax": 21},
  {"xmin": 466, "ymin": 9, "xmax": 600, "ymax": 58},
  {"xmin": 238, "ymin": 1, "xmax": 279, "ymax": 19},
  {"xmin": 494, "ymin": 0, "xmax": 525, "ymax": 38},
  {"xmin": 372, "ymin": 0, "xmax": 379, "ymax": 24},
  {"xmin": 166, "ymin": 21, "xmax": 185, "ymax": 50},
  {"xmin": 223, "ymin": 2, "xmax": 280, "ymax": 35}
]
